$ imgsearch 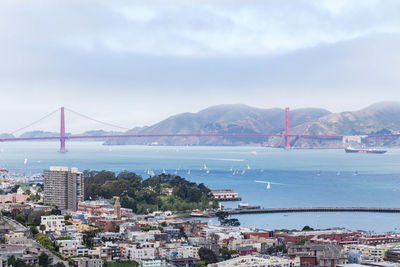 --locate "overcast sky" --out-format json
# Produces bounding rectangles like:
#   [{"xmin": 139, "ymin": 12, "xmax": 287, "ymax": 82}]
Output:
[{"xmin": 1, "ymin": 0, "xmax": 400, "ymax": 133}]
